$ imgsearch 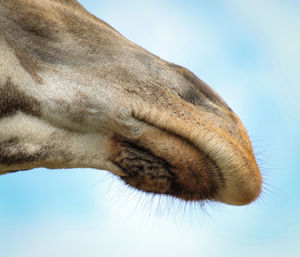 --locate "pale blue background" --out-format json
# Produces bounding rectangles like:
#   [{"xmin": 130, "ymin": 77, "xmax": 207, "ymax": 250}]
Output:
[{"xmin": 1, "ymin": 0, "xmax": 299, "ymax": 256}]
